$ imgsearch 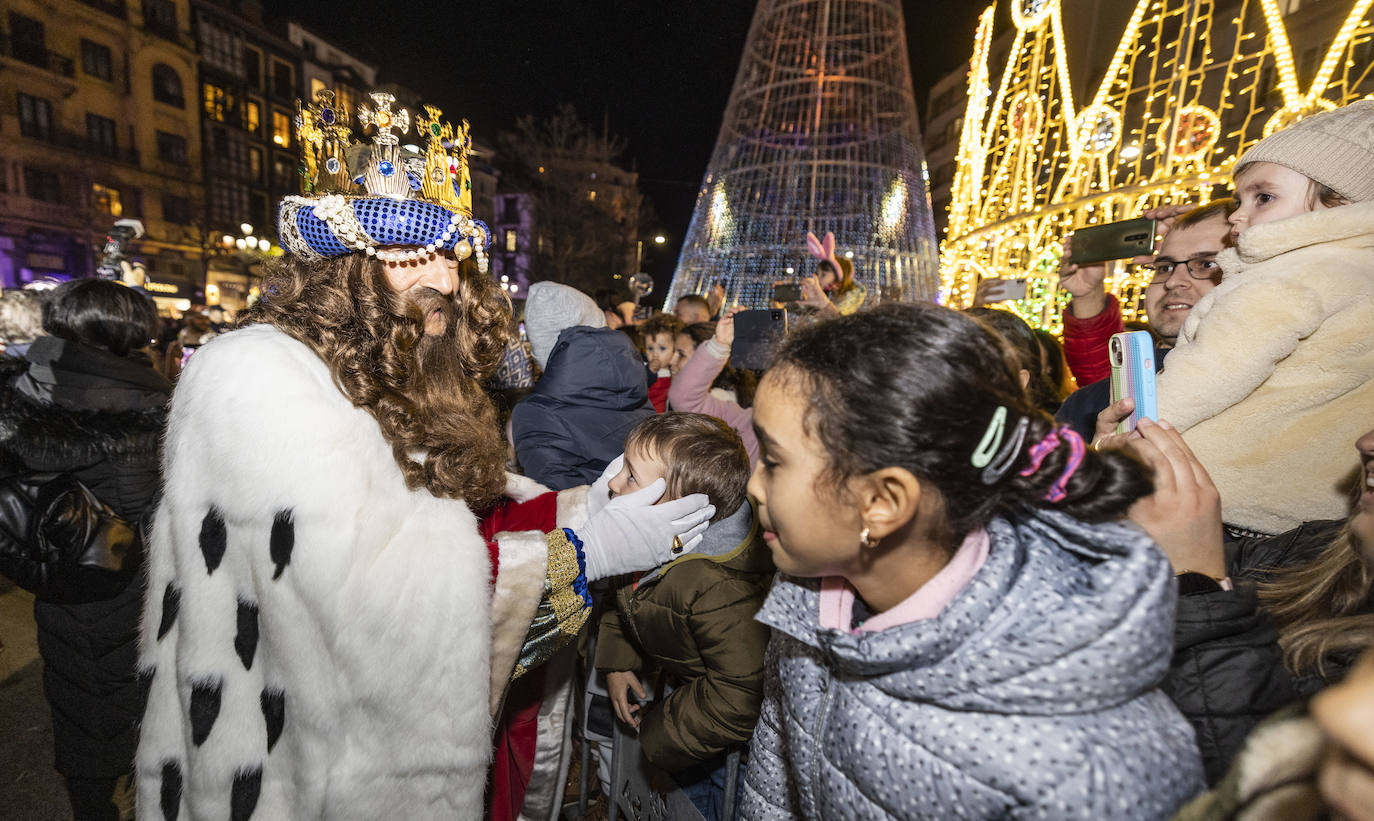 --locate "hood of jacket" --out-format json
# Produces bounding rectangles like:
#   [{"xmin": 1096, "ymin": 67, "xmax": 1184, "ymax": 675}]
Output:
[
  {"xmin": 524, "ymin": 282, "xmax": 605, "ymax": 369},
  {"xmin": 755, "ymin": 509, "xmax": 1177, "ymax": 715},
  {"xmin": 1222, "ymin": 199, "xmax": 1374, "ymax": 276},
  {"xmin": 0, "ymin": 342, "xmax": 169, "ymax": 474},
  {"xmin": 531, "ymin": 326, "xmax": 649, "ymax": 412}
]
